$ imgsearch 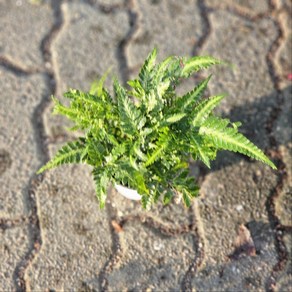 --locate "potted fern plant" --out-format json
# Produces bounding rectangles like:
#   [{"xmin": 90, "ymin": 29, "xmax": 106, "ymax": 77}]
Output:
[{"xmin": 37, "ymin": 48, "xmax": 276, "ymax": 209}]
